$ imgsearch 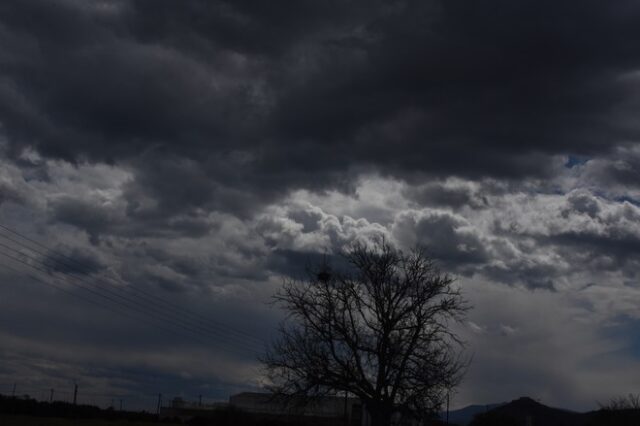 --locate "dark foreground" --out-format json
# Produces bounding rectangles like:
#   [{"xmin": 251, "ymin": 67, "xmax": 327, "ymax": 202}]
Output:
[
  {"xmin": 4, "ymin": 394, "xmax": 640, "ymax": 426},
  {"xmin": 0, "ymin": 394, "xmax": 178, "ymax": 426},
  {"xmin": 0, "ymin": 414, "xmax": 181, "ymax": 426},
  {"xmin": 469, "ymin": 397, "xmax": 640, "ymax": 426}
]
